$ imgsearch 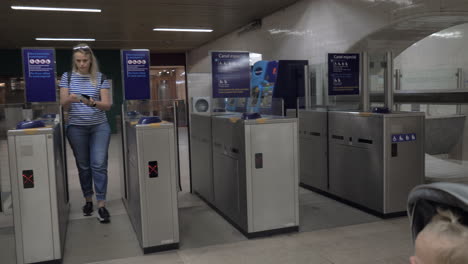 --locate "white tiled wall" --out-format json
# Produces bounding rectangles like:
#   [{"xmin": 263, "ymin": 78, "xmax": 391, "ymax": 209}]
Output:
[
  {"xmin": 186, "ymin": 0, "xmax": 468, "ymax": 99},
  {"xmin": 394, "ymin": 22, "xmax": 468, "ymax": 159},
  {"xmin": 395, "ymin": 23, "xmax": 468, "ymax": 91}
]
